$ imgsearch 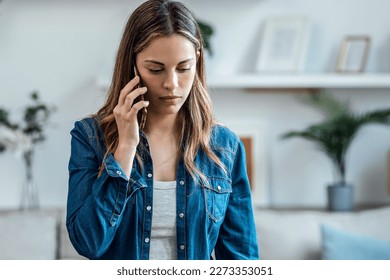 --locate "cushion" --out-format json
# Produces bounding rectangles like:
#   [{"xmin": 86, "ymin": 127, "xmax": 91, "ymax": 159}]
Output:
[{"xmin": 321, "ymin": 224, "xmax": 390, "ymax": 260}]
